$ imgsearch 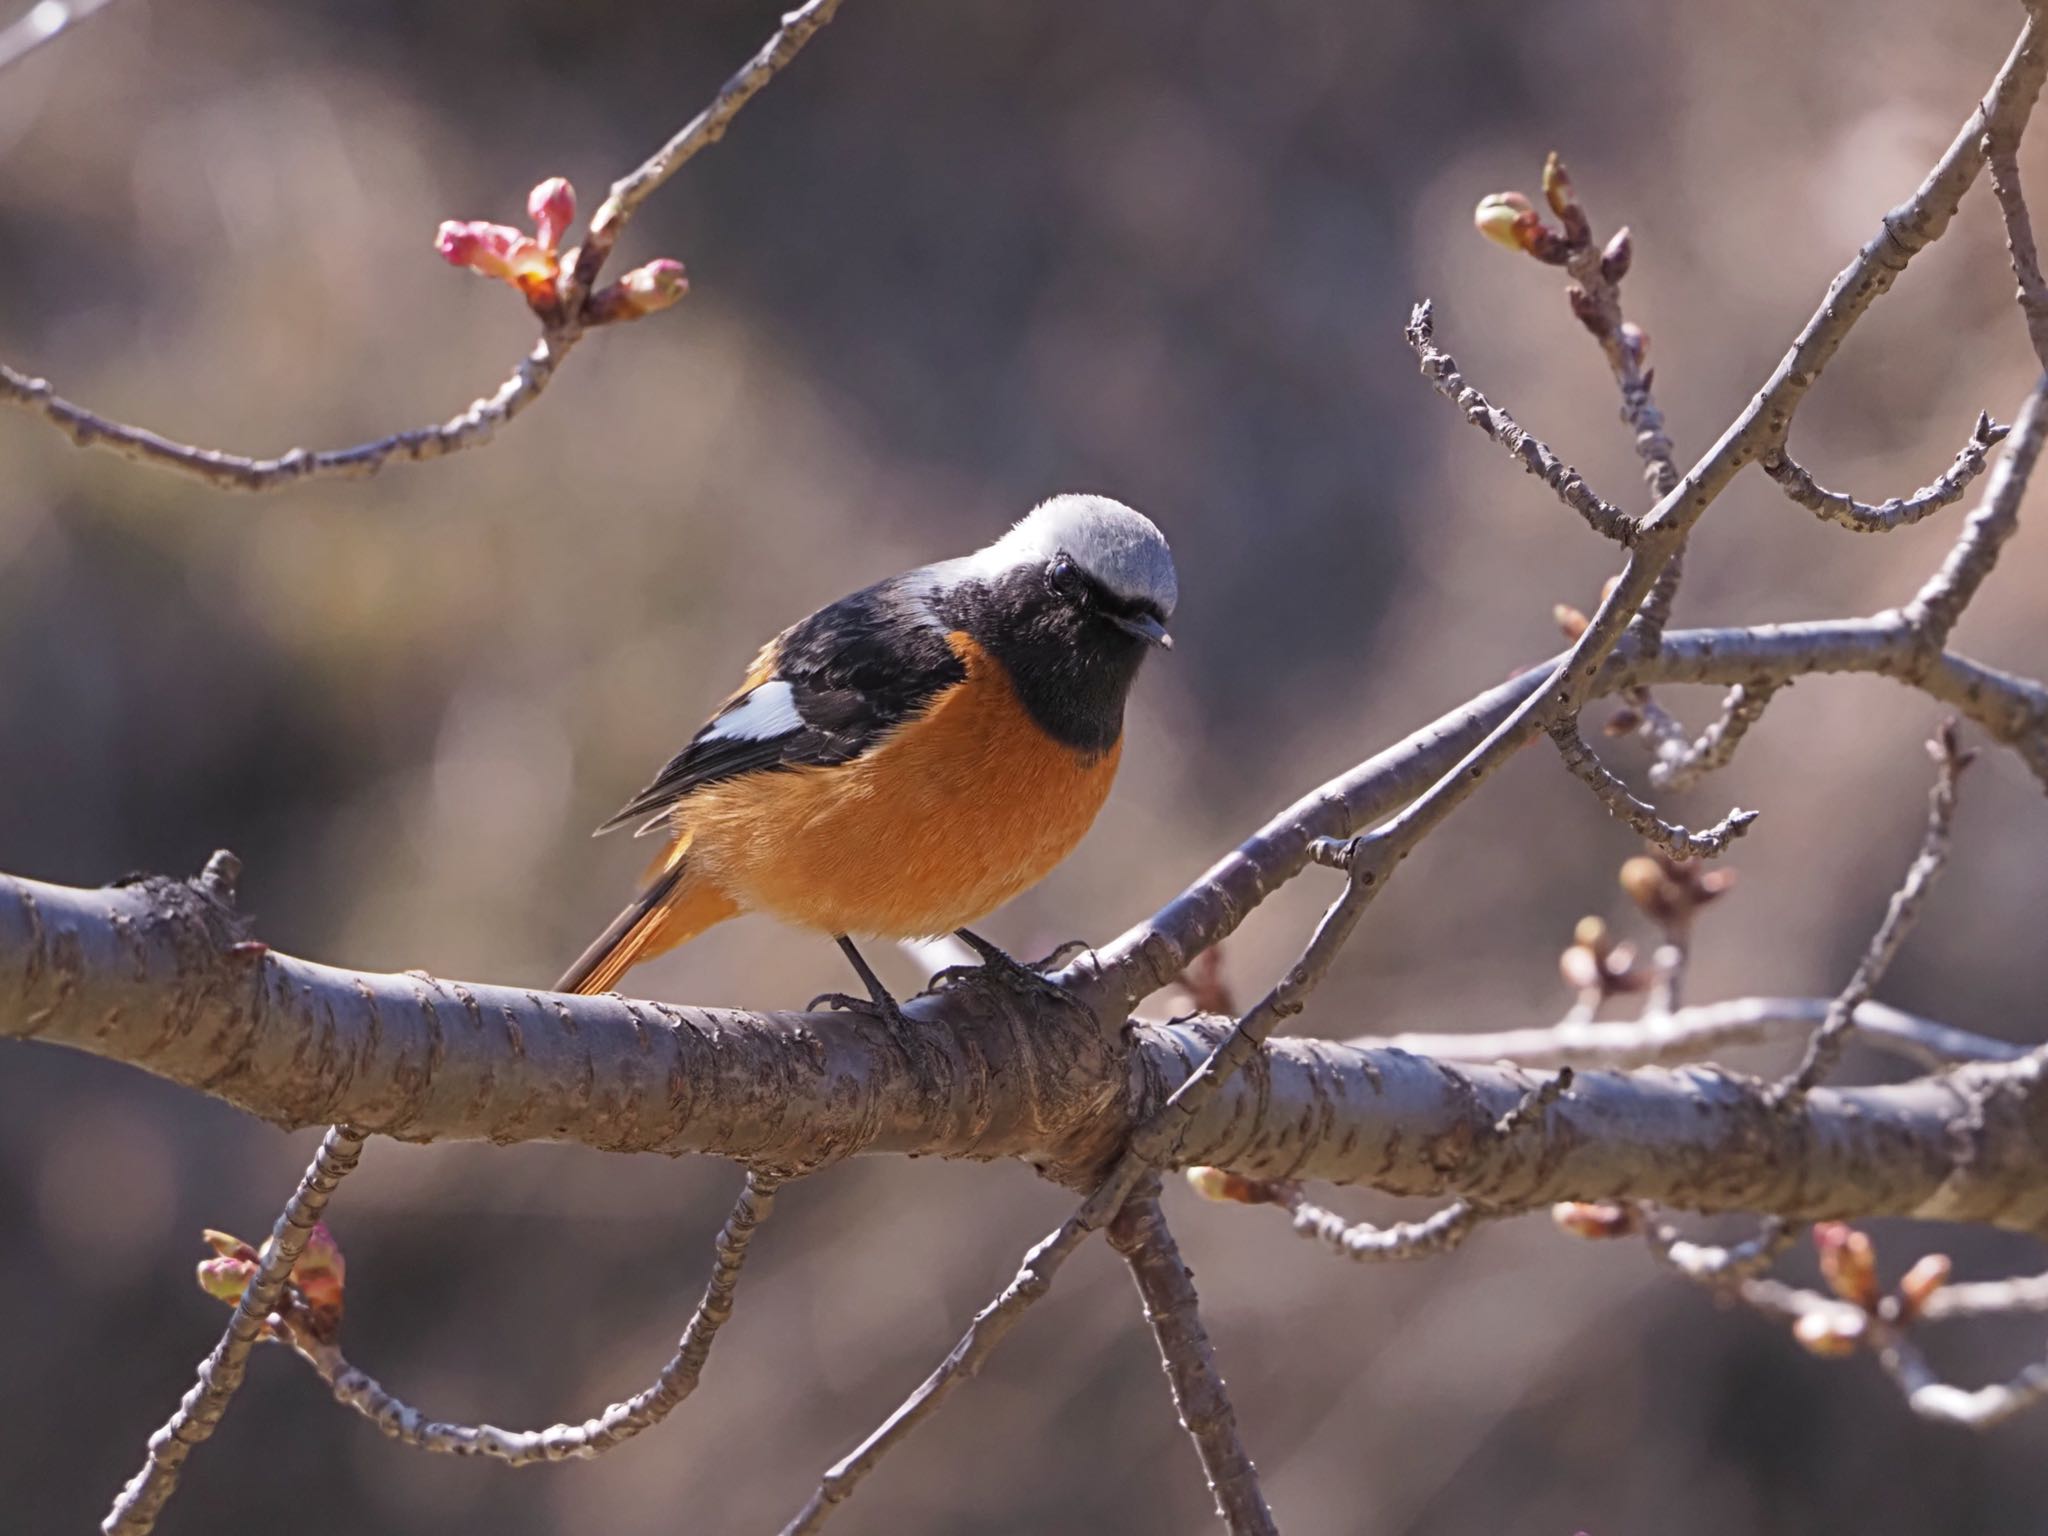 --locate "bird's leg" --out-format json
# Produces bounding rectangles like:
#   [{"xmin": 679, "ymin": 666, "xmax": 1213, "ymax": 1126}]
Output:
[
  {"xmin": 810, "ymin": 936, "xmax": 918, "ymax": 1044},
  {"xmin": 935, "ymin": 927, "xmax": 1086, "ymax": 1007}
]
